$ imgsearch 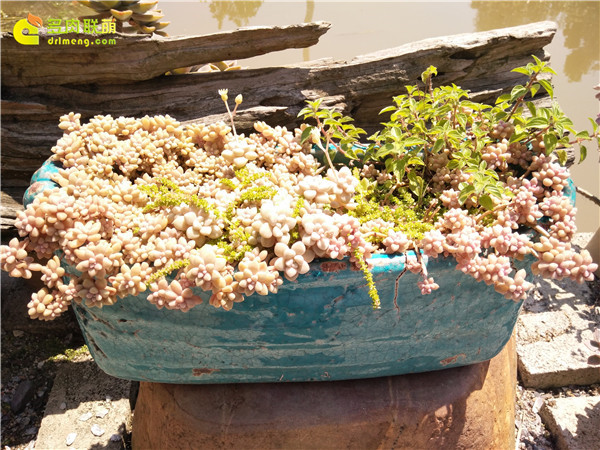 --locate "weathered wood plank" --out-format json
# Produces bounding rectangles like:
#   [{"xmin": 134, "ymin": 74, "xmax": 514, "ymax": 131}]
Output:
[
  {"xmin": 1, "ymin": 188, "xmax": 24, "ymax": 233},
  {"xmin": 1, "ymin": 21, "xmax": 331, "ymax": 87}
]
